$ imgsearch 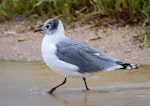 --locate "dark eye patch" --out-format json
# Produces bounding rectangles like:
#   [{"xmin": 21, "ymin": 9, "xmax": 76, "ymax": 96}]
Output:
[
  {"xmin": 48, "ymin": 19, "xmax": 58, "ymax": 30},
  {"xmin": 45, "ymin": 18, "xmax": 59, "ymax": 32},
  {"xmin": 52, "ymin": 19, "xmax": 58, "ymax": 29}
]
